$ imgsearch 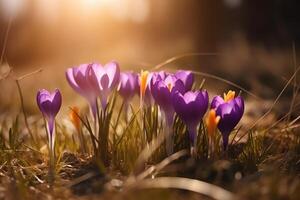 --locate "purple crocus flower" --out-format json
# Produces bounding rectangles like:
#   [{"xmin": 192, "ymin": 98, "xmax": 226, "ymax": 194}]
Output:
[
  {"xmin": 118, "ymin": 71, "xmax": 139, "ymax": 101},
  {"xmin": 88, "ymin": 61, "xmax": 120, "ymax": 109},
  {"xmin": 172, "ymin": 90, "xmax": 209, "ymax": 154},
  {"xmin": 175, "ymin": 70, "xmax": 194, "ymax": 91},
  {"xmin": 151, "ymin": 74, "xmax": 185, "ymax": 155},
  {"xmin": 151, "ymin": 75, "xmax": 185, "ymax": 122},
  {"xmin": 211, "ymin": 91, "xmax": 244, "ymax": 150},
  {"xmin": 66, "ymin": 63, "xmax": 98, "ymax": 117},
  {"xmin": 36, "ymin": 89, "xmax": 62, "ymax": 149}
]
